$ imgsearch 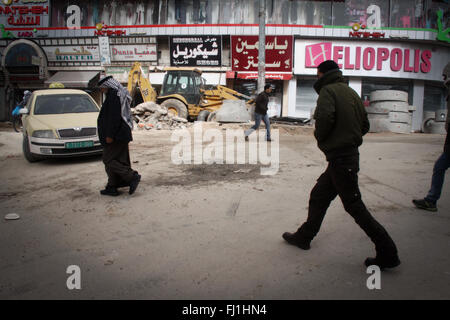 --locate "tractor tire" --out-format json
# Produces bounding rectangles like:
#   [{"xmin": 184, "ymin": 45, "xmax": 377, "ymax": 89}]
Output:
[
  {"xmin": 161, "ymin": 99, "xmax": 188, "ymax": 120},
  {"xmin": 23, "ymin": 134, "xmax": 41, "ymax": 163},
  {"xmin": 197, "ymin": 110, "xmax": 210, "ymax": 121},
  {"xmin": 207, "ymin": 111, "xmax": 218, "ymax": 122}
]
